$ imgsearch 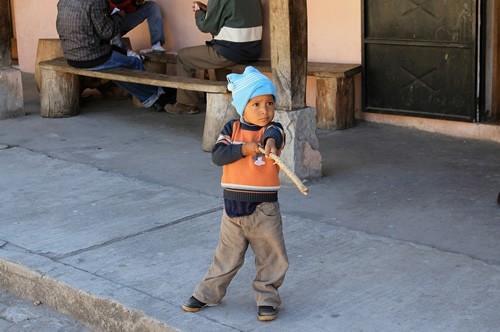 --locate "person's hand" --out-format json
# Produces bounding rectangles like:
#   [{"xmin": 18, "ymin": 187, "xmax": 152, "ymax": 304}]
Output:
[
  {"xmin": 193, "ymin": 1, "xmax": 207, "ymax": 12},
  {"xmin": 241, "ymin": 141, "xmax": 261, "ymax": 157},
  {"xmin": 113, "ymin": 9, "xmax": 126, "ymax": 20},
  {"xmin": 263, "ymin": 138, "xmax": 278, "ymax": 158}
]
